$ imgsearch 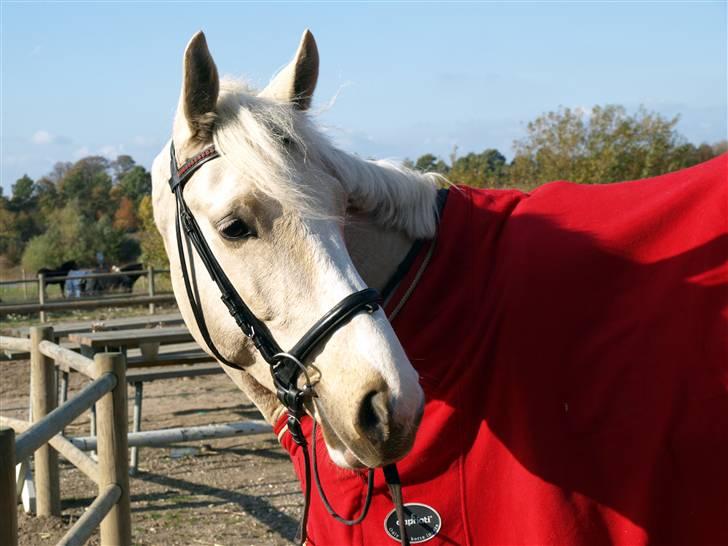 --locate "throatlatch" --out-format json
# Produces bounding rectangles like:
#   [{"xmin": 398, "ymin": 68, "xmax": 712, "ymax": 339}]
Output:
[{"xmin": 168, "ymin": 142, "xmax": 410, "ymax": 545}]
